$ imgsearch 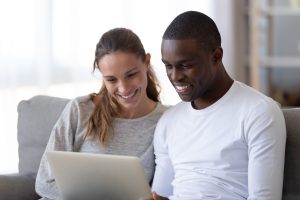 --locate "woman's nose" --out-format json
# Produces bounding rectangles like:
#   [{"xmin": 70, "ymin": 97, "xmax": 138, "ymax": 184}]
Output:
[{"xmin": 117, "ymin": 81, "xmax": 129, "ymax": 93}]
